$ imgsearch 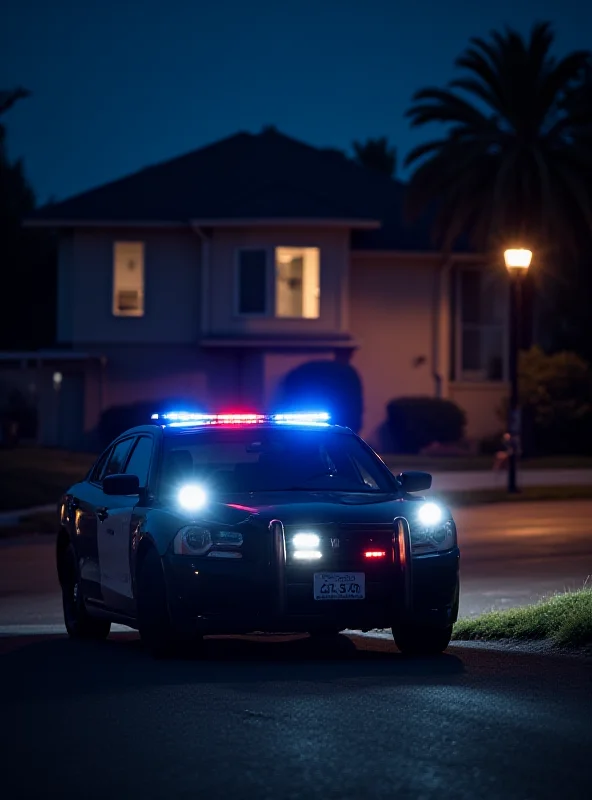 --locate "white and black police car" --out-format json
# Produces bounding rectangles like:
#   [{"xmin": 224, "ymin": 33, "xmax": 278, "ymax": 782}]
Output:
[{"xmin": 56, "ymin": 411, "xmax": 460, "ymax": 656}]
